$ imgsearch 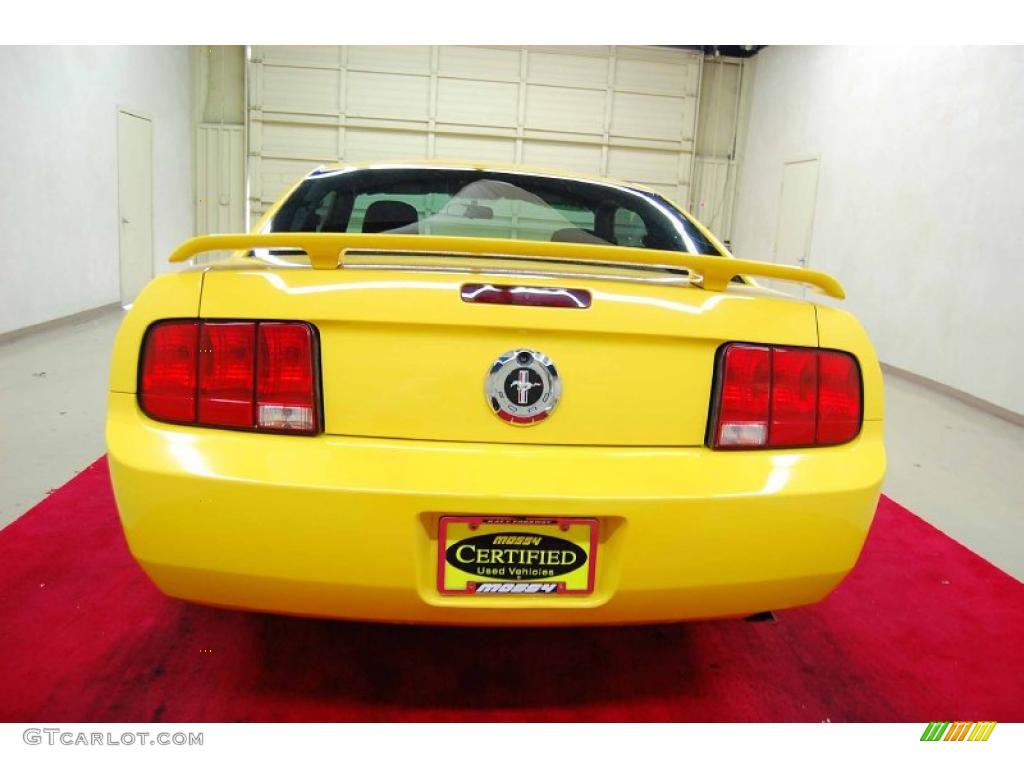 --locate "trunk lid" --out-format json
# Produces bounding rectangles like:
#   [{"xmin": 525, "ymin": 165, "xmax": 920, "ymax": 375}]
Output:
[{"xmin": 199, "ymin": 264, "xmax": 818, "ymax": 446}]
